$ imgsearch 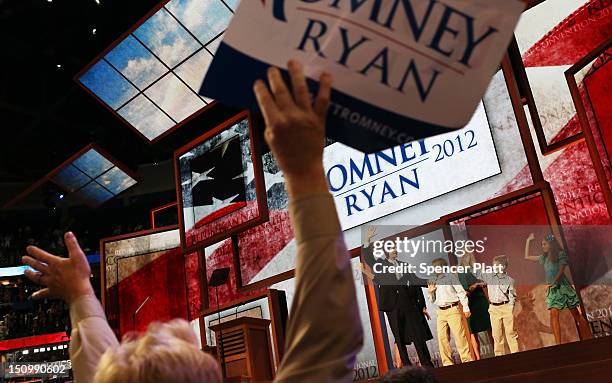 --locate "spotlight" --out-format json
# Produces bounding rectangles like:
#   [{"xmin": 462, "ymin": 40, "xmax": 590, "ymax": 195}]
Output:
[
  {"xmin": 94, "ymin": 0, "xmax": 101, "ymax": 4},
  {"xmin": 58, "ymin": 193, "xmax": 64, "ymax": 200},
  {"xmin": 92, "ymin": 27, "xmax": 97, "ymax": 35},
  {"xmin": 56, "ymin": 64, "xmax": 62, "ymax": 69}
]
